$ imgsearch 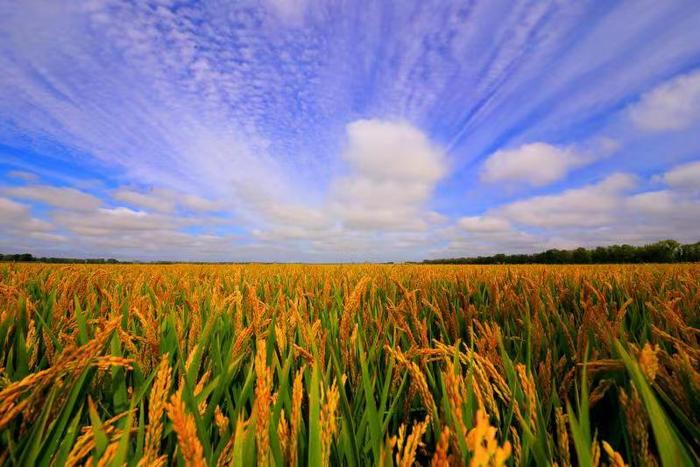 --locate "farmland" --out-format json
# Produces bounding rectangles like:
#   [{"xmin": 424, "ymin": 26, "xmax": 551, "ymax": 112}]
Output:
[{"xmin": 0, "ymin": 263, "xmax": 698, "ymax": 466}]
